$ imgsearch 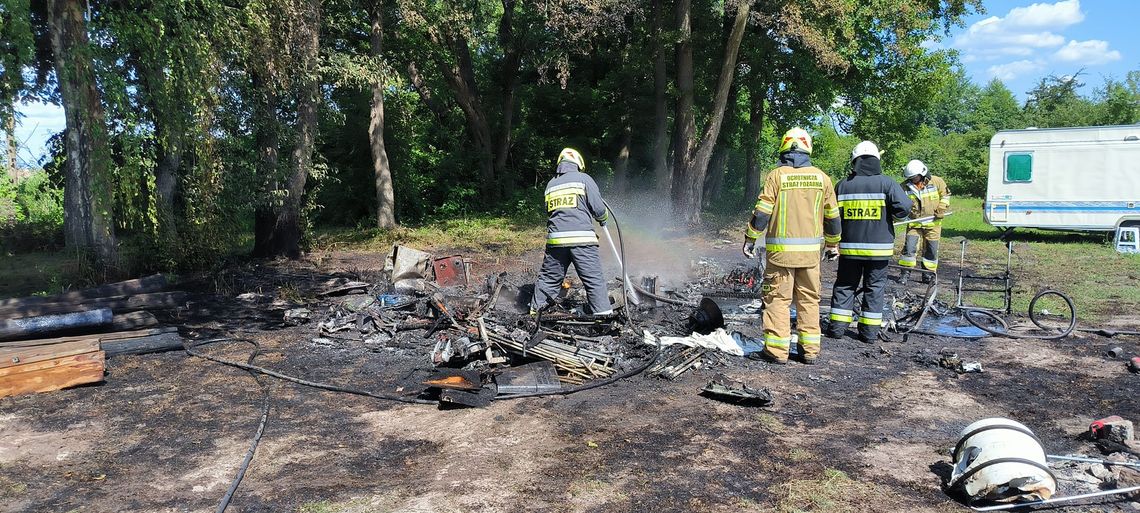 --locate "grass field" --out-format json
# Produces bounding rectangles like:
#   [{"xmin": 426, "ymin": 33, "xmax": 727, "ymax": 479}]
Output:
[{"xmin": 932, "ymin": 196, "xmax": 1140, "ymax": 321}]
